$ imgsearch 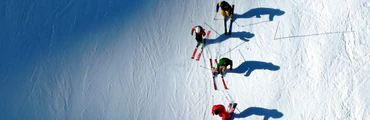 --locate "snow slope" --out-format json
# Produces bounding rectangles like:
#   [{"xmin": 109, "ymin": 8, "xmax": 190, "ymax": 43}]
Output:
[{"xmin": 1, "ymin": 0, "xmax": 369, "ymax": 120}]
